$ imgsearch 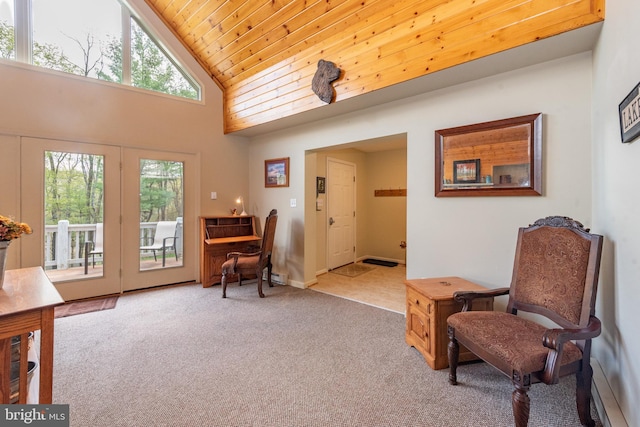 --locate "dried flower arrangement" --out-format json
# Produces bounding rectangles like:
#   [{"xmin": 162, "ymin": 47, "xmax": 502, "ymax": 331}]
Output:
[{"xmin": 0, "ymin": 215, "xmax": 32, "ymax": 241}]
